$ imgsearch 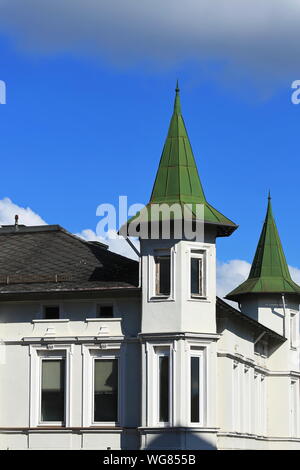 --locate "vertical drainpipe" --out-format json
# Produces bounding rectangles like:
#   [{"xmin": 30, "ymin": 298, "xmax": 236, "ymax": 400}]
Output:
[
  {"xmin": 281, "ymin": 293, "xmax": 287, "ymax": 338},
  {"xmin": 124, "ymin": 237, "xmax": 141, "ymax": 287}
]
